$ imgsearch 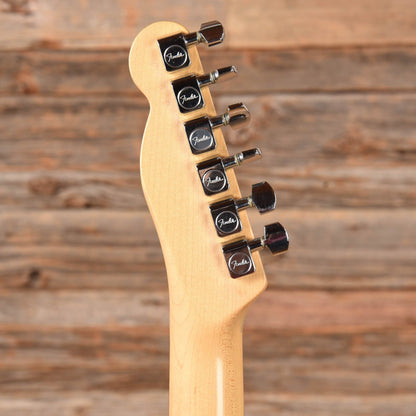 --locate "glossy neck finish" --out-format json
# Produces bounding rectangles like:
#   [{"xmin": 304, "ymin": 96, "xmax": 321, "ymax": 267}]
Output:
[{"xmin": 169, "ymin": 309, "xmax": 245, "ymax": 416}]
